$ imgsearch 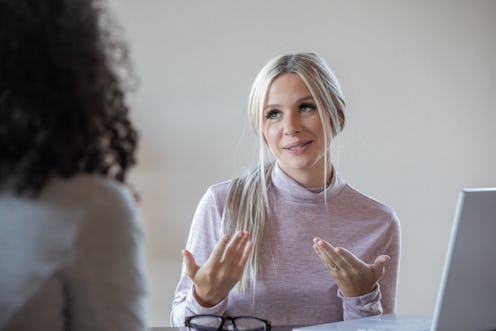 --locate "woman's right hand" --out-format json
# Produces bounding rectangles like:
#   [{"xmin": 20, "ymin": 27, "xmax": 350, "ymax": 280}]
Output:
[{"xmin": 182, "ymin": 231, "xmax": 253, "ymax": 307}]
